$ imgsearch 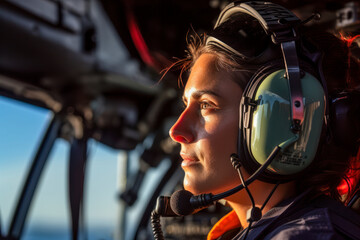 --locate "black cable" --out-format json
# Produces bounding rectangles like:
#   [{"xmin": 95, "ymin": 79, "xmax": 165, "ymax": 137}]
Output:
[
  {"xmin": 260, "ymin": 182, "xmax": 280, "ymax": 211},
  {"xmin": 242, "ymin": 183, "xmax": 280, "ymax": 240},
  {"xmin": 151, "ymin": 210, "xmax": 164, "ymax": 240},
  {"xmin": 242, "ymin": 221, "xmax": 253, "ymax": 240},
  {"xmin": 239, "ymin": 165, "xmax": 254, "ymax": 240},
  {"xmin": 231, "ymin": 155, "xmax": 281, "ymax": 240},
  {"xmin": 237, "ymin": 164, "xmax": 256, "ymax": 208},
  {"xmin": 214, "ymin": 146, "xmax": 281, "ymax": 201},
  {"xmin": 231, "ymin": 154, "xmax": 257, "ymax": 240}
]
